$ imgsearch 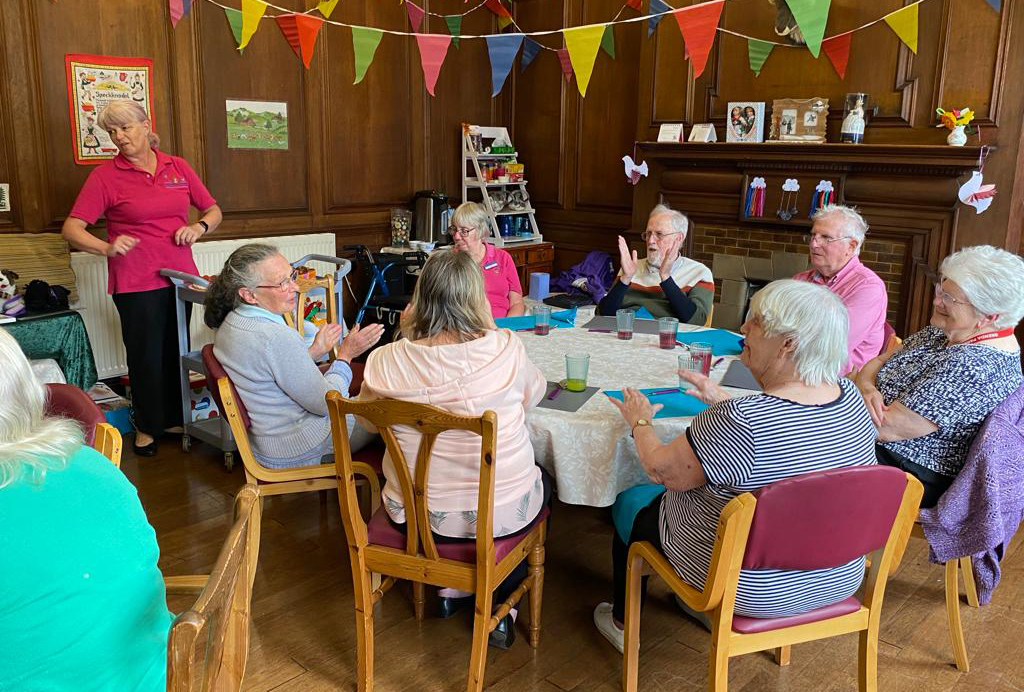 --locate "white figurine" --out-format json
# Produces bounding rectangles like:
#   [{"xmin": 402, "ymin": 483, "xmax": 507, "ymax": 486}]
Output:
[{"xmin": 841, "ymin": 97, "xmax": 866, "ymax": 144}]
